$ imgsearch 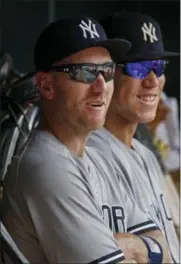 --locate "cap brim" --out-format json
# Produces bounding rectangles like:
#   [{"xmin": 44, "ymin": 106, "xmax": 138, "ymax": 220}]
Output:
[
  {"xmin": 163, "ymin": 51, "xmax": 180, "ymax": 57},
  {"xmin": 122, "ymin": 50, "xmax": 180, "ymax": 62},
  {"xmin": 93, "ymin": 38, "xmax": 131, "ymax": 62},
  {"xmin": 12, "ymin": 39, "xmax": 131, "ymax": 84}
]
